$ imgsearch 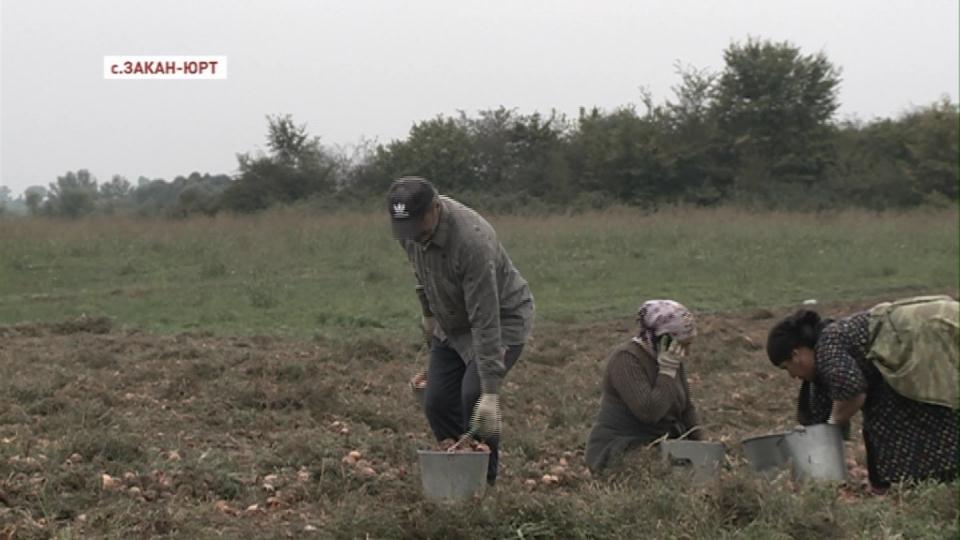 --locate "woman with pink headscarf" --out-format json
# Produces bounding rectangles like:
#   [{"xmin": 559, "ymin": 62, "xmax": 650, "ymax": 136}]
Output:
[{"xmin": 585, "ymin": 300, "xmax": 702, "ymax": 473}]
